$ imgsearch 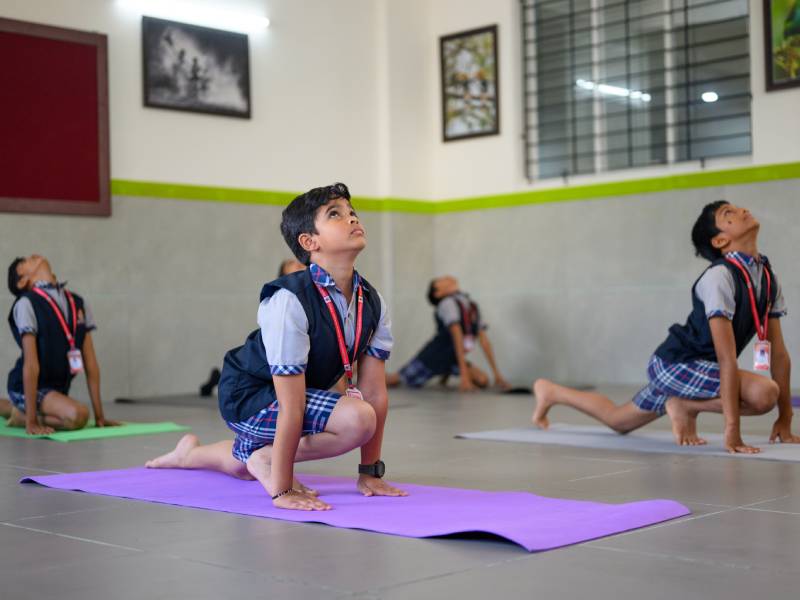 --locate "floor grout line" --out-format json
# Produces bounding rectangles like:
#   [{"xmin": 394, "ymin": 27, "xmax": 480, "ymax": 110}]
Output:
[
  {"xmin": 0, "ymin": 522, "xmax": 144, "ymax": 552},
  {"xmin": 566, "ymin": 466, "xmax": 649, "ymax": 483},
  {"xmin": 1, "ymin": 463, "xmax": 65, "ymax": 474}
]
